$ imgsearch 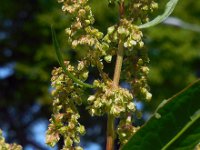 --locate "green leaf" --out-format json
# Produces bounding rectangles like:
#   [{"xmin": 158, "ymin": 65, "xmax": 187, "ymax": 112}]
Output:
[
  {"xmin": 122, "ymin": 79, "xmax": 200, "ymax": 150},
  {"xmin": 138, "ymin": 0, "xmax": 179, "ymax": 29},
  {"xmin": 51, "ymin": 26, "xmax": 95, "ymax": 89}
]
